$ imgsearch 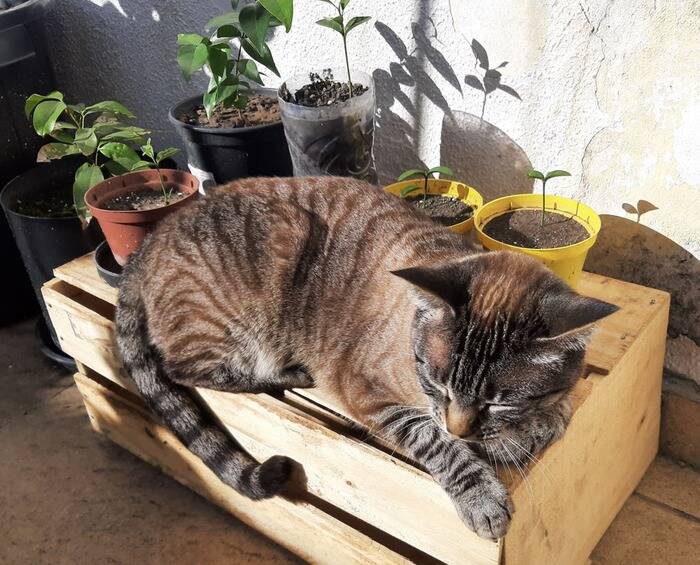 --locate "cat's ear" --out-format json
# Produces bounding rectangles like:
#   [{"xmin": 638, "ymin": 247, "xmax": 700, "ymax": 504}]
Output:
[
  {"xmin": 540, "ymin": 292, "xmax": 619, "ymax": 338},
  {"xmin": 391, "ymin": 259, "xmax": 472, "ymax": 312}
]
